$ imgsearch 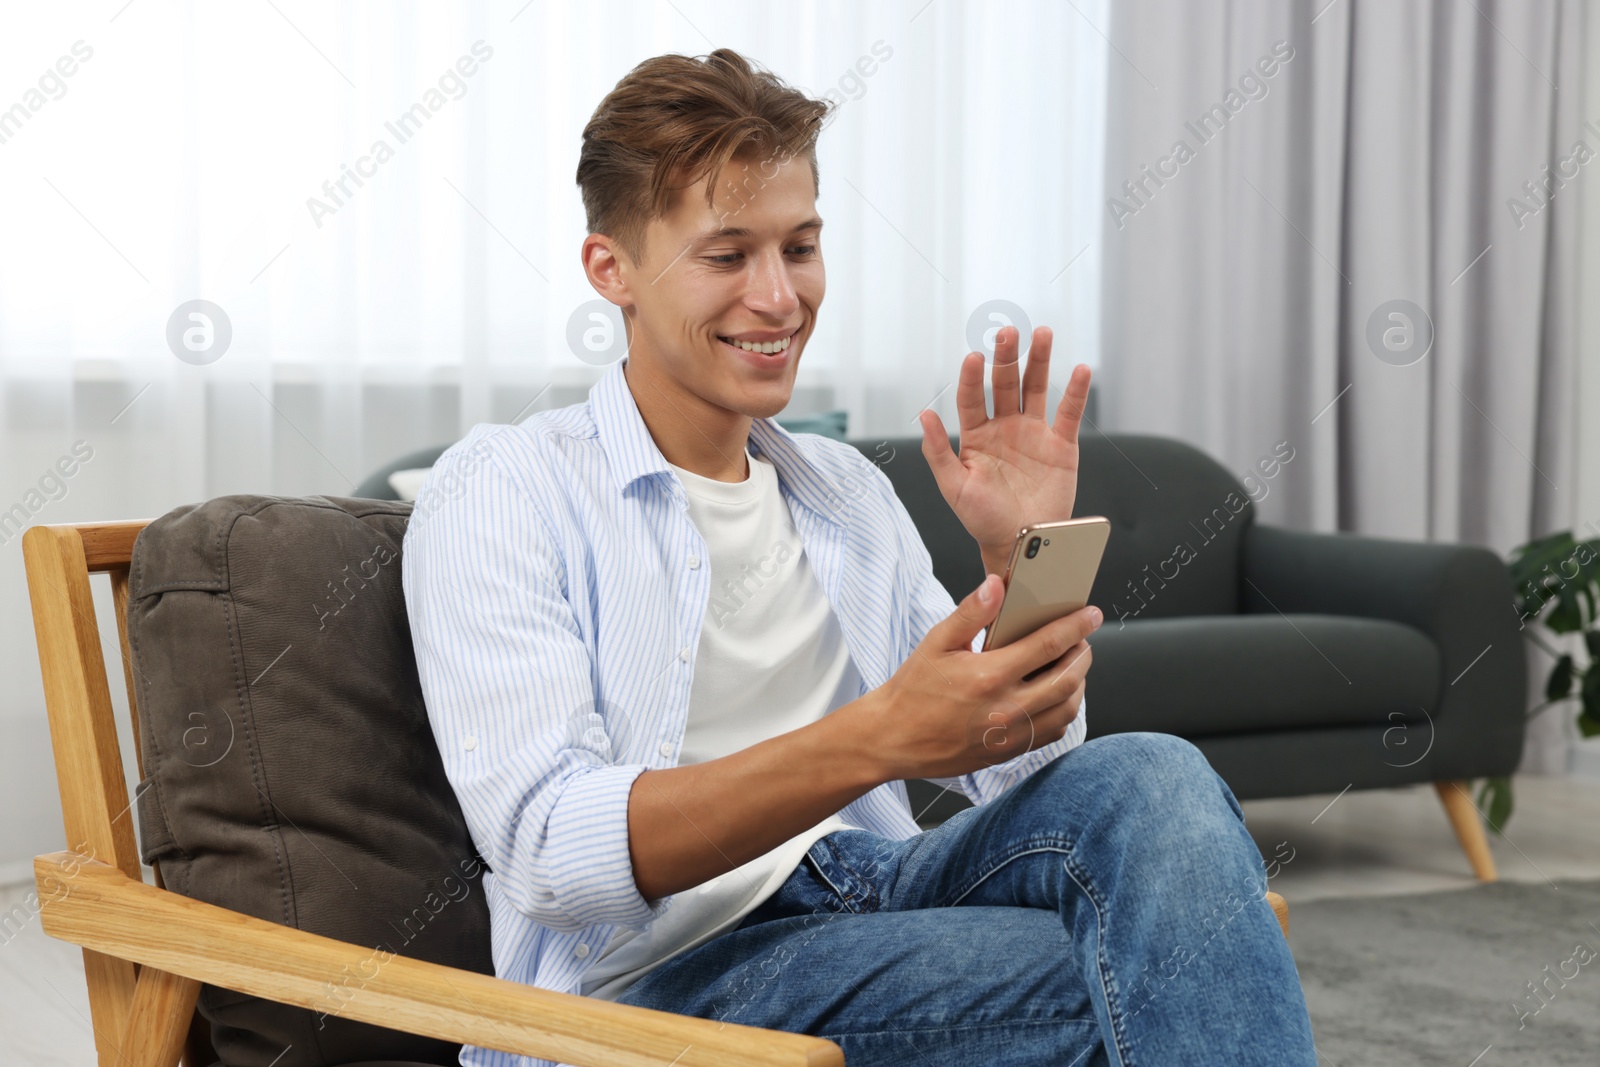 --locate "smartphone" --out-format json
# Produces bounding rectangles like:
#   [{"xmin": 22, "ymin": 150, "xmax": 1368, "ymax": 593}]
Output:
[{"xmin": 980, "ymin": 516, "xmax": 1112, "ymax": 652}]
